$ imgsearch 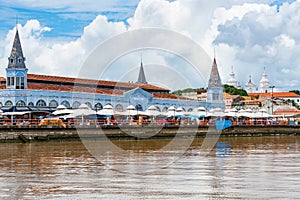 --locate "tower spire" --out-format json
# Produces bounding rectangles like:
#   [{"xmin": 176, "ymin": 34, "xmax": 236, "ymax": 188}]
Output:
[
  {"xmin": 207, "ymin": 54, "xmax": 224, "ymax": 105},
  {"xmin": 208, "ymin": 56, "xmax": 222, "ymax": 88},
  {"xmin": 6, "ymin": 27, "xmax": 28, "ymax": 90},
  {"xmin": 136, "ymin": 55, "xmax": 147, "ymax": 84},
  {"xmin": 7, "ymin": 28, "xmax": 26, "ymax": 68}
]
